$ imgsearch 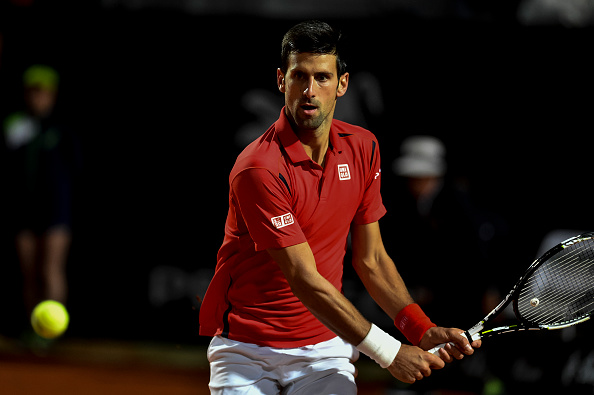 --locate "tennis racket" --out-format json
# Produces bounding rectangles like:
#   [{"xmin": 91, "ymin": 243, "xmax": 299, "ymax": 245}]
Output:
[{"xmin": 430, "ymin": 231, "xmax": 594, "ymax": 355}]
